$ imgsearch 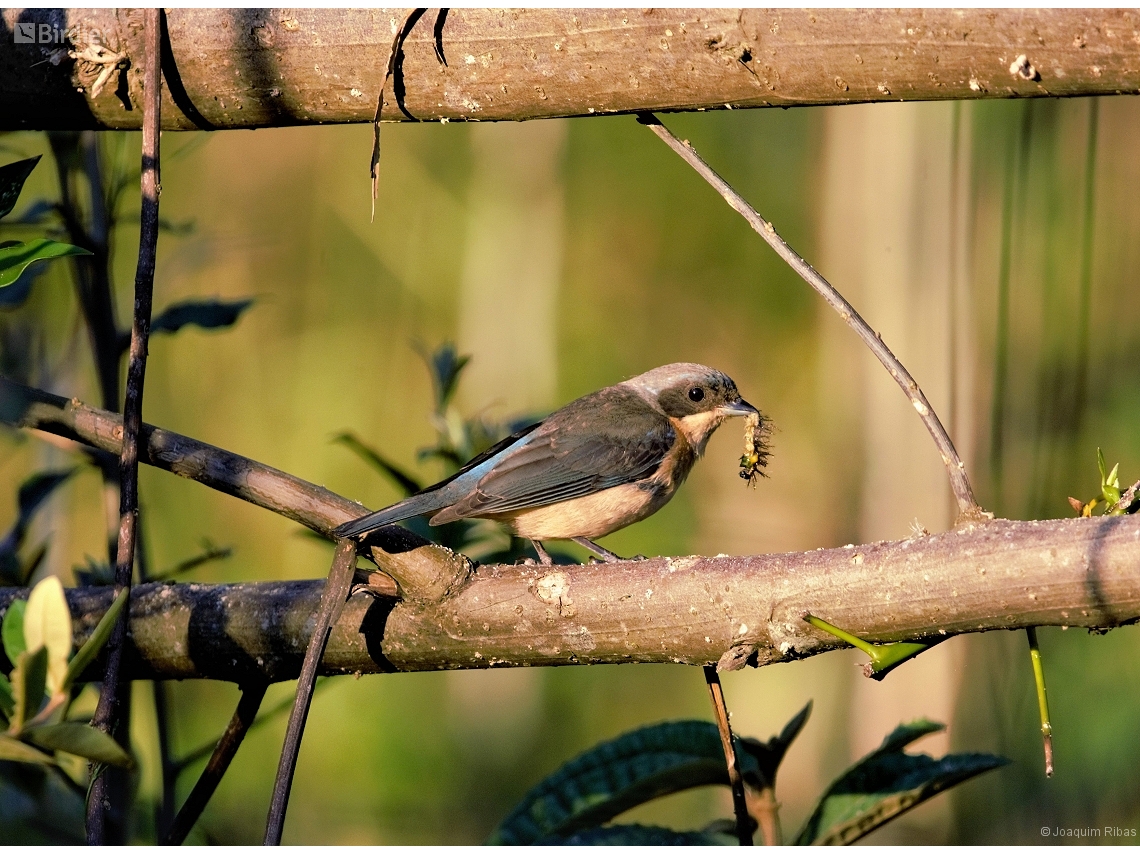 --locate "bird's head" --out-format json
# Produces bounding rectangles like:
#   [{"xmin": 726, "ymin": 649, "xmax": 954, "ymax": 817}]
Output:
[{"xmin": 622, "ymin": 363, "xmax": 759, "ymax": 454}]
